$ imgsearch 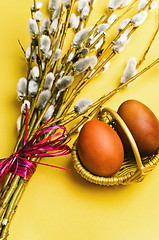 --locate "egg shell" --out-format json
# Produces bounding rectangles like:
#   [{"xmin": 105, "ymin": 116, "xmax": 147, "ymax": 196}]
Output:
[
  {"xmin": 77, "ymin": 120, "xmax": 124, "ymax": 177},
  {"xmin": 116, "ymin": 99, "xmax": 159, "ymax": 157}
]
